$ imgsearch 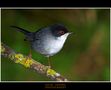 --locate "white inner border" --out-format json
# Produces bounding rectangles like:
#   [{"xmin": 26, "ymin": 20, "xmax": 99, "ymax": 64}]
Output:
[
  {"xmin": 110, "ymin": 8, "xmax": 111, "ymax": 82},
  {"xmin": 0, "ymin": 7, "xmax": 110, "ymax": 82},
  {"xmin": 0, "ymin": 8, "xmax": 1, "ymax": 82}
]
